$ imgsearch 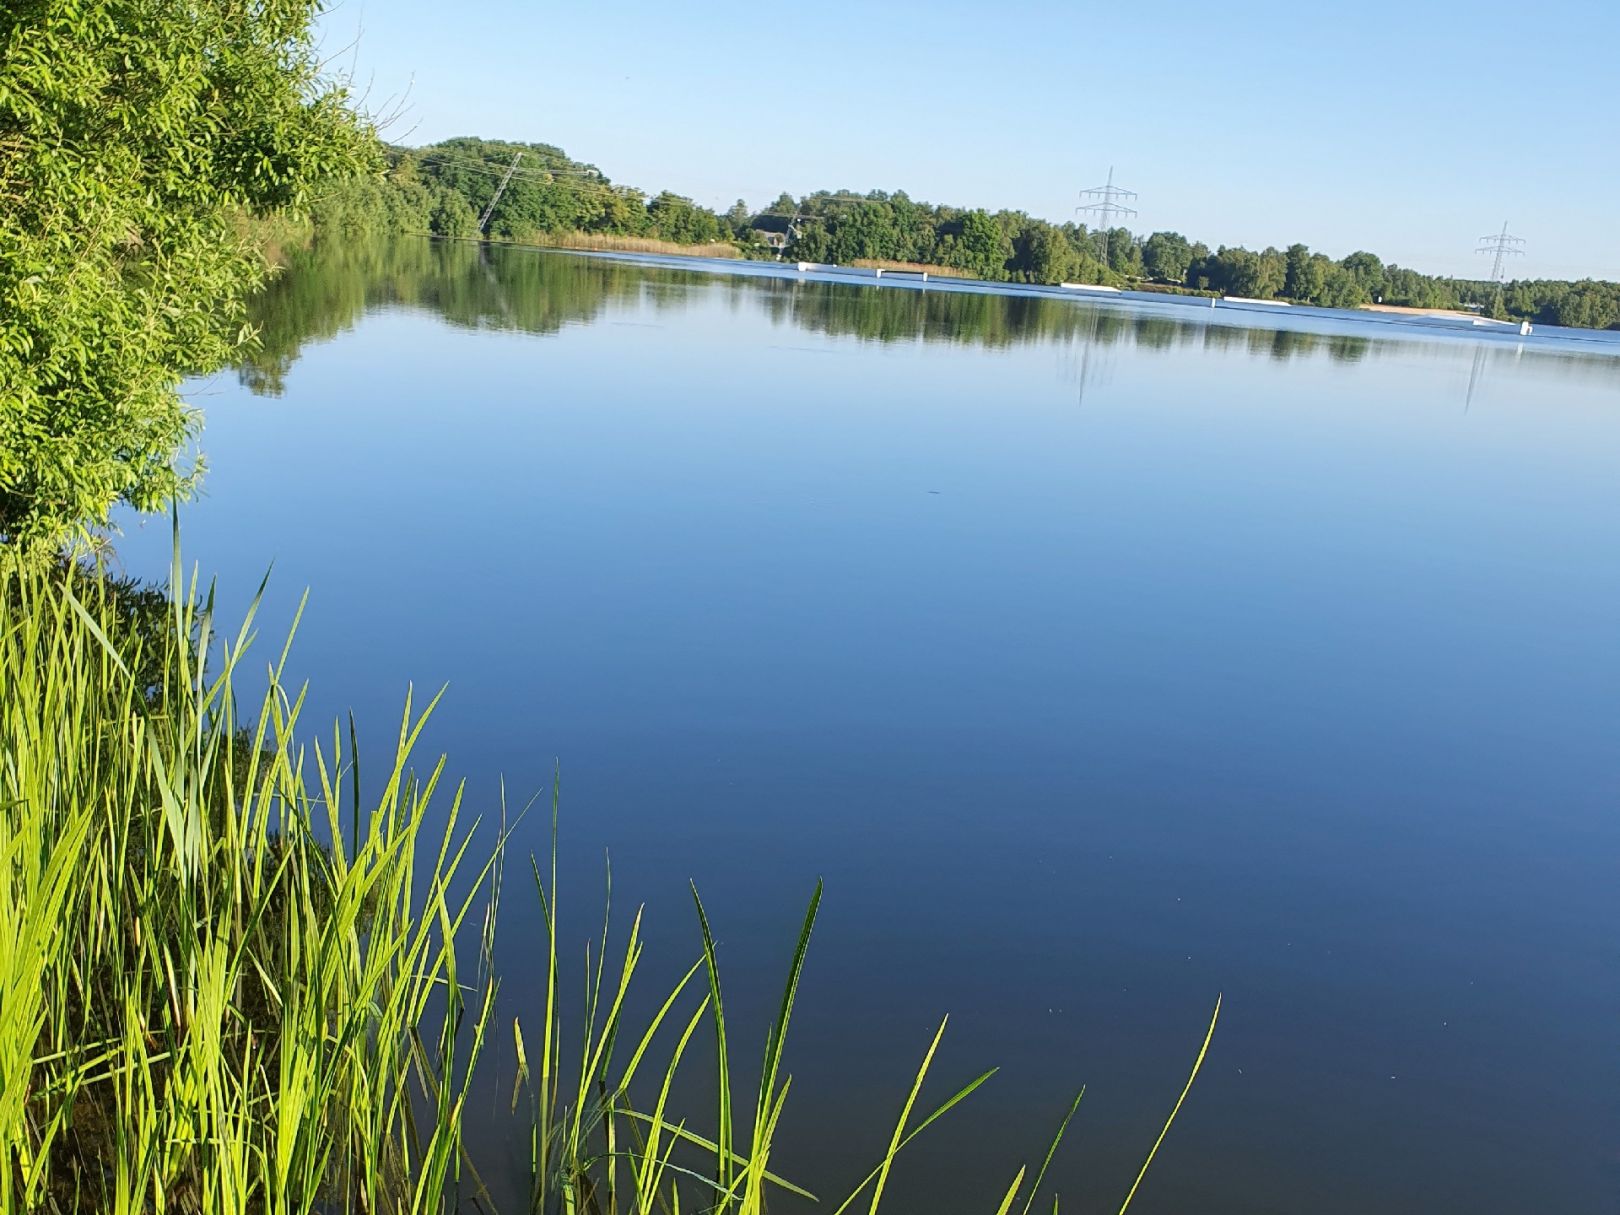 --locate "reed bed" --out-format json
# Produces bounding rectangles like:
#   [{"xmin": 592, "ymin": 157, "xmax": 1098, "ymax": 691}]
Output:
[
  {"xmin": 517, "ymin": 233, "xmax": 740, "ymax": 259},
  {"xmin": 0, "ymin": 547, "xmax": 1216, "ymax": 1213},
  {"xmin": 0, "ymin": 551, "xmax": 499, "ymax": 1214}
]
